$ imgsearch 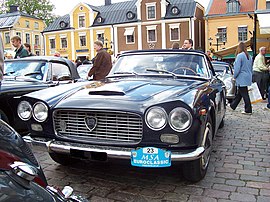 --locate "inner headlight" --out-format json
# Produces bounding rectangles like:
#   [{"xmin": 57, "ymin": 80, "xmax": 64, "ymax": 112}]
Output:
[
  {"xmin": 146, "ymin": 107, "xmax": 167, "ymax": 130},
  {"xmin": 224, "ymin": 79, "xmax": 232, "ymax": 90},
  {"xmin": 17, "ymin": 101, "xmax": 32, "ymax": 121},
  {"xmin": 33, "ymin": 102, "xmax": 48, "ymax": 122},
  {"xmin": 169, "ymin": 107, "xmax": 192, "ymax": 132}
]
